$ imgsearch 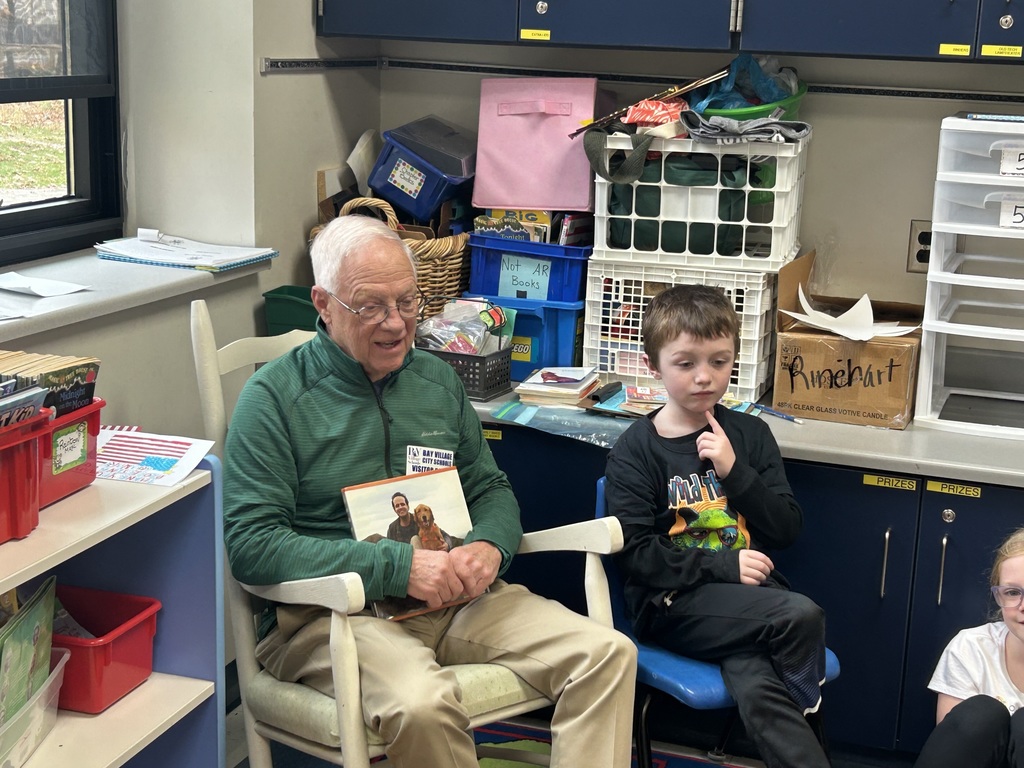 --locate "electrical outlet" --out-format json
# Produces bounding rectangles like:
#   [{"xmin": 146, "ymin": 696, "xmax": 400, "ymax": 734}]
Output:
[{"xmin": 907, "ymin": 220, "xmax": 931, "ymax": 273}]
